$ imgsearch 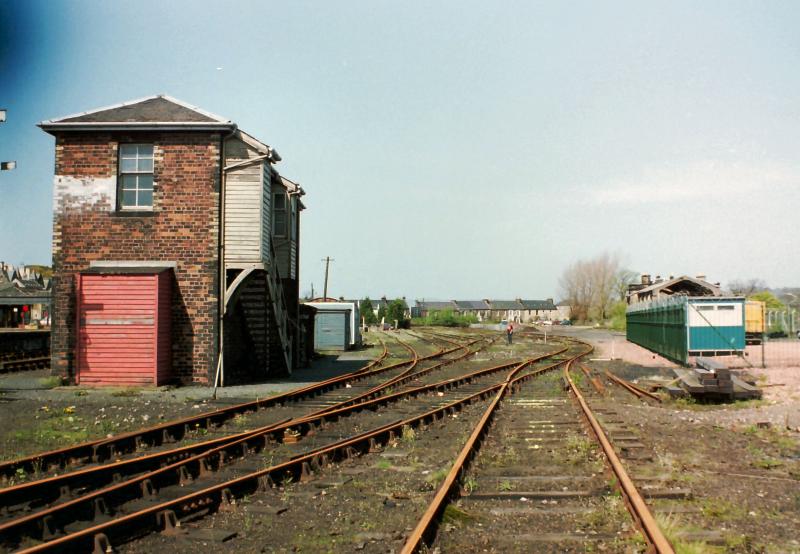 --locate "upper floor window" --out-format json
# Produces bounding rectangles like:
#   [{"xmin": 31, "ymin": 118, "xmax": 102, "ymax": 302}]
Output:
[
  {"xmin": 119, "ymin": 144, "xmax": 154, "ymax": 210},
  {"xmin": 290, "ymin": 198, "xmax": 297, "ymax": 240},
  {"xmin": 273, "ymin": 192, "xmax": 287, "ymax": 237}
]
